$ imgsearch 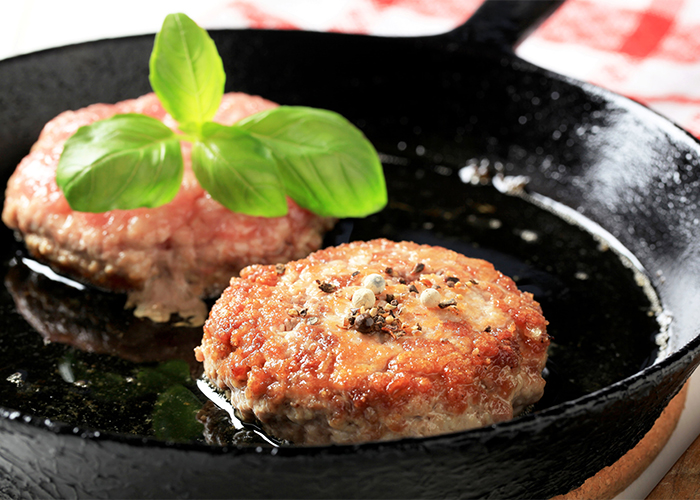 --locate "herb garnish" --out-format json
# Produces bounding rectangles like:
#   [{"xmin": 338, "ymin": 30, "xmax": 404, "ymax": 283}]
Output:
[{"xmin": 56, "ymin": 13, "xmax": 387, "ymax": 218}]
